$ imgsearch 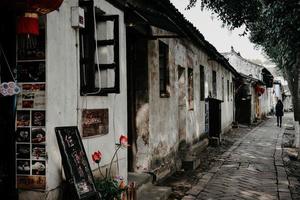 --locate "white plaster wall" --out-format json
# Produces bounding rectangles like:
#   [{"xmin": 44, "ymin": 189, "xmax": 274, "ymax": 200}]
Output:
[
  {"xmin": 146, "ymin": 27, "xmax": 236, "ymax": 171},
  {"xmin": 260, "ymin": 87, "xmax": 272, "ymax": 116},
  {"xmin": 46, "ymin": 0, "xmax": 78, "ymax": 192},
  {"xmin": 45, "ymin": 0, "xmax": 127, "ymax": 197}
]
